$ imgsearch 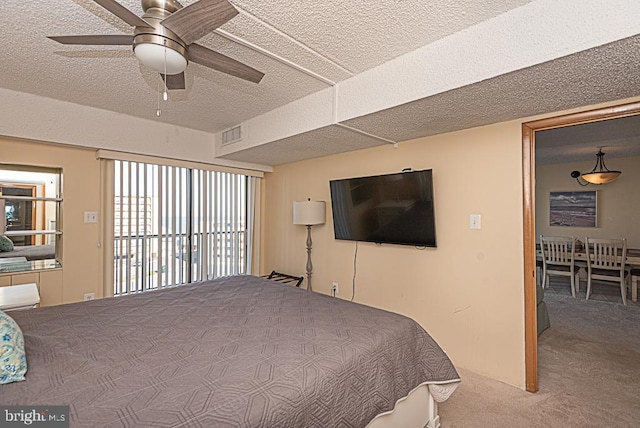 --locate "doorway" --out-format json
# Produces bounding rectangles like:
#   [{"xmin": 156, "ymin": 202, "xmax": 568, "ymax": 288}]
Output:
[{"xmin": 522, "ymin": 100, "xmax": 640, "ymax": 392}]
